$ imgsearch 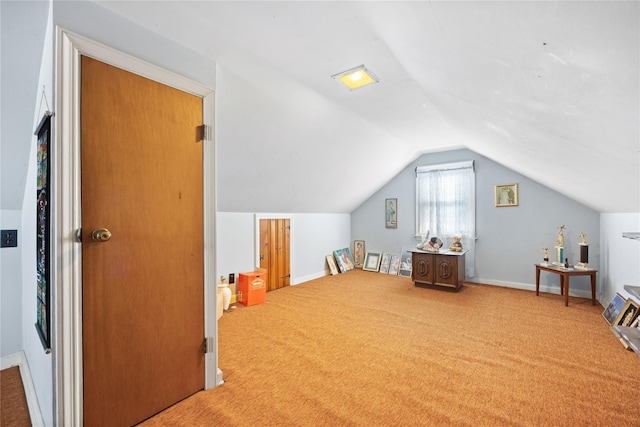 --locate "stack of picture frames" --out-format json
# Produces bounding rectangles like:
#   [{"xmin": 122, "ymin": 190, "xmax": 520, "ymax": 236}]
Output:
[
  {"xmin": 603, "ymin": 293, "xmax": 640, "ymax": 327},
  {"xmin": 324, "ymin": 242, "xmax": 413, "ymax": 278},
  {"xmin": 326, "ymin": 247, "xmax": 355, "ymax": 275},
  {"xmin": 361, "ymin": 245, "xmax": 413, "ymax": 278},
  {"xmin": 603, "ymin": 292, "xmax": 640, "ymax": 352}
]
